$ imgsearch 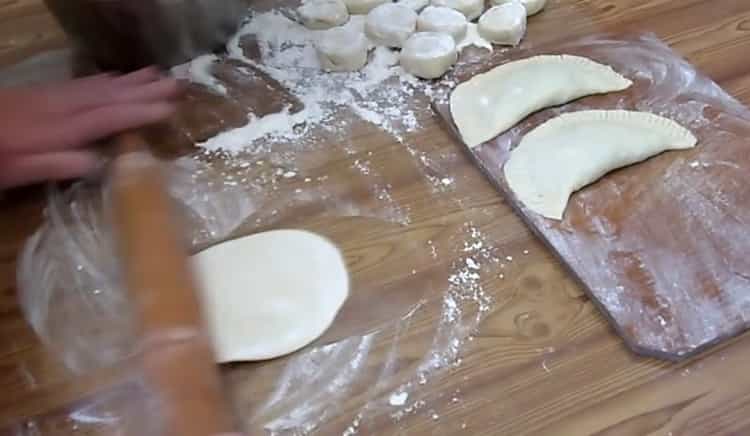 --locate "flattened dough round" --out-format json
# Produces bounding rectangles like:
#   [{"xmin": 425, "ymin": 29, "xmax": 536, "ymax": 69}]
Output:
[
  {"xmin": 192, "ymin": 230, "xmax": 350, "ymax": 362},
  {"xmin": 490, "ymin": 0, "xmax": 547, "ymax": 16},
  {"xmin": 430, "ymin": 0, "xmax": 484, "ymax": 21},
  {"xmin": 417, "ymin": 6, "xmax": 468, "ymax": 42},
  {"xmin": 343, "ymin": 0, "xmax": 390, "ymax": 14},
  {"xmin": 478, "ymin": 3, "xmax": 527, "ymax": 46},
  {"xmin": 317, "ymin": 26, "xmax": 369, "ymax": 71},
  {"xmin": 365, "ymin": 3, "xmax": 418, "ymax": 48},
  {"xmin": 400, "ymin": 31, "xmax": 458, "ymax": 79},
  {"xmin": 504, "ymin": 110, "xmax": 697, "ymax": 220},
  {"xmin": 298, "ymin": 0, "xmax": 350, "ymax": 30}
]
